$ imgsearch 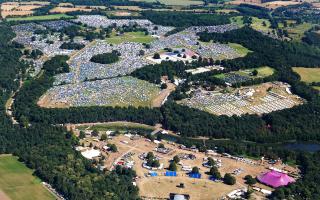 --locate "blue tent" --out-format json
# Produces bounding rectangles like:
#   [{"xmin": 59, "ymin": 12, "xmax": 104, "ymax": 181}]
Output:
[
  {"xmin": 209, "ymin": 176, "xmax": 217, "ymax": 181},
  {"xmin": 165, "ymin": 171, "xmax": 177, "ymax": 177},
  {"xmin": 189, "ymin": 173, "xmax": 201, "ymax": 179},
  {"xmin": 150, "ymin": 171, "xmax": 158, "ymax": 177}
]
